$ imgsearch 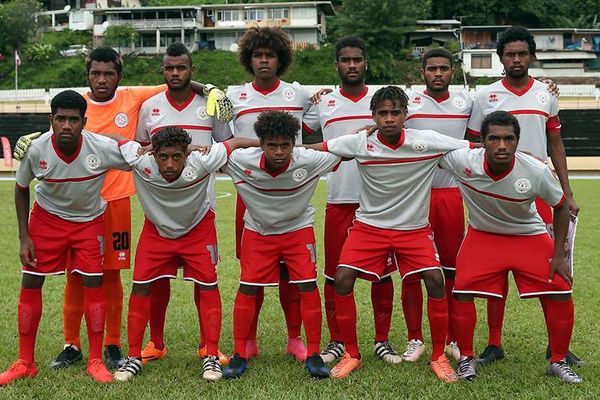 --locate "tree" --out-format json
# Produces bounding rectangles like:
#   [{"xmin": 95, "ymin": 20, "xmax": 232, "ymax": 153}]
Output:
[
  {"xmin": 103, "ymin": 24, "xmax": 139, "ymax": 53},
  {"xmin": 0, "ymin": 0, "xmax": 43, "ymax": 52}
]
